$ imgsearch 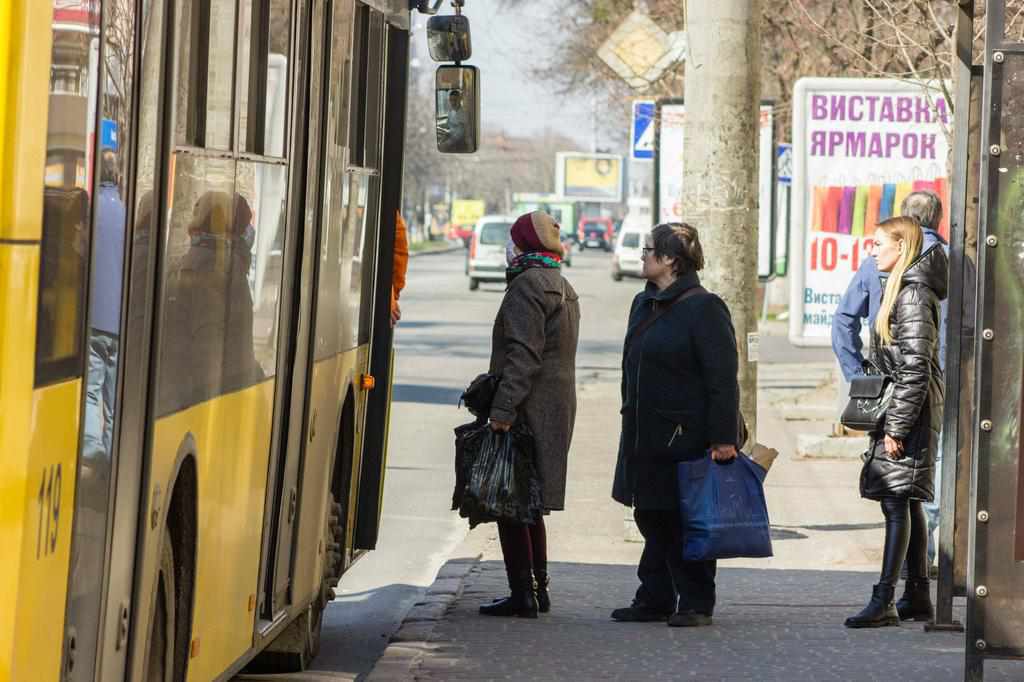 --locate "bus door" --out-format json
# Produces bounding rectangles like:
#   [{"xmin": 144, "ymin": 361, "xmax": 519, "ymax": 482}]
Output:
[
  {"xmin": 253, "ymin": 0, "xmax": 334, "ymax": 624},
  {"xmin": 44, "ymin": 1, "xmax": 140, "ymax": 679},
  {"xmin": 55, "ymin": 0, "xmax": 172, "ymax": 680}
]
